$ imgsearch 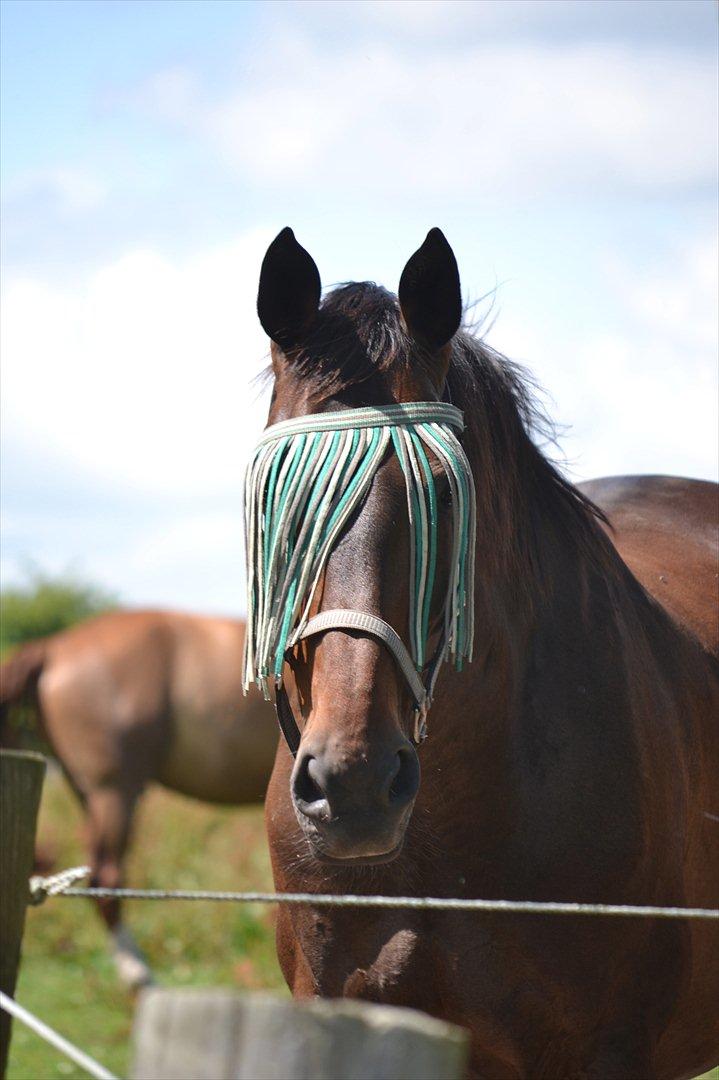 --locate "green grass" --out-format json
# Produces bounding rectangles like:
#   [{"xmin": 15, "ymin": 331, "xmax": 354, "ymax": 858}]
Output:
[
  {"xmin": 7, "ymin": 772, "xmax": 284, "ymax": 1080},
  {"xmin": 6, "ymin": 773, "xmax": 719, "ymax": 1080}
]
